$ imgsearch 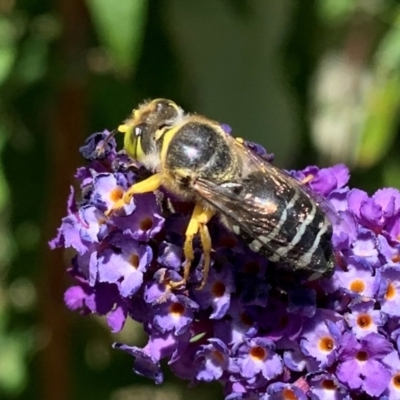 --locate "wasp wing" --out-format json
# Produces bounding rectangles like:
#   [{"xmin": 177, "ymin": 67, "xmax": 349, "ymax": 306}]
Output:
[
  {"xmin": 192, "ymin": 136, "xmax": 334, "ymax": 270},
  {"xmin": 232, "ymin": 138, "xmax": 340, "ymax": 223}
]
